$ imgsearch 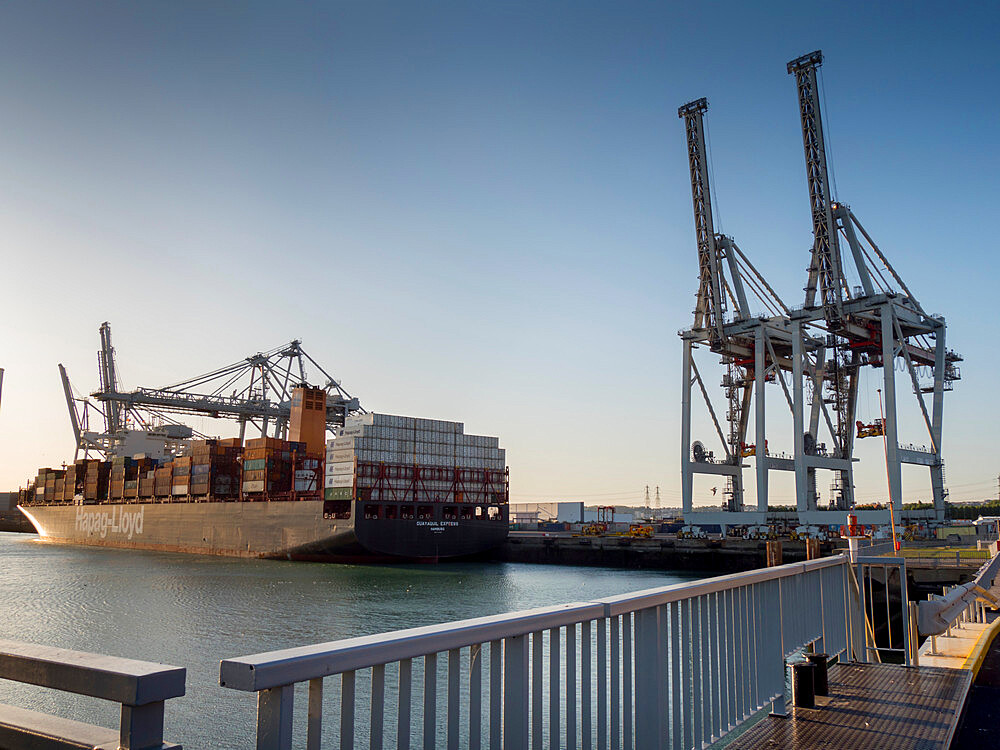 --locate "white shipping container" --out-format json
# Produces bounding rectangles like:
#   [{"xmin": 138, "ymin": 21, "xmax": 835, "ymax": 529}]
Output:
[
  {"xmin": 331, "ymin": 436, "xmax": 356, "ymax": 450},
  {"xmin": 326, "ymin": 449, "xmax": 355, "ymax": 464},
  {"xmin": 347, "ymin": 413, "xmax": 375, "ymax": 428},
  {"xmin": 326, "ymin": 461, "xmax": 356, "ymax": 477},
  {"xmin": 325, "ymin": 475, "xmax": 354, "ymax": 488},
  {"xmin": 243, "ymin": 480, "xmax": 265, "ymax": 493}
]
